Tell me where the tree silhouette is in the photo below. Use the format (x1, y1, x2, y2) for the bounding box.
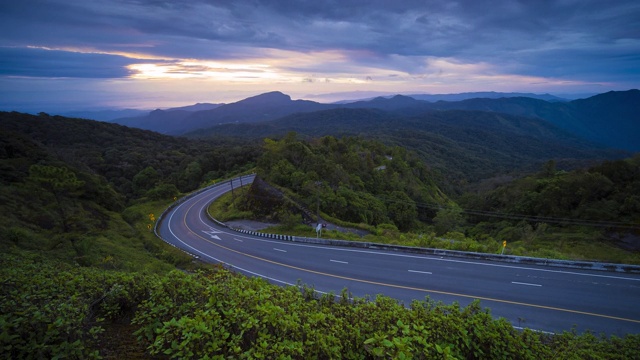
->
(28, 165, 84, 233)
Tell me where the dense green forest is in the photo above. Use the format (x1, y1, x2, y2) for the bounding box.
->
(252, 133, 448, 230)
(2, 111, 639, 358)
(456, 157, 640, 257)
(1, 111, 260, 198)
(0, 111, 260, 268)
(461, 157, 640, 229)
(191, 107, 629, 195)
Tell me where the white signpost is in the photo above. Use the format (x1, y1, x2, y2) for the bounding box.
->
(315, 223, 322, 238)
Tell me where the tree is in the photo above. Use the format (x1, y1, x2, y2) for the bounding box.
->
(132, 166, 160, 195)
(433, 206, 466, 236)
(146, 183, 179, 200)
(28, 164, 85, 232)
(179, 161, 203, 191)
(386, 191, 418, 230)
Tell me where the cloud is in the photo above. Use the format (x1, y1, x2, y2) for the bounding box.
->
(0, 47, 140, 78)
(0, 0, 638, 111)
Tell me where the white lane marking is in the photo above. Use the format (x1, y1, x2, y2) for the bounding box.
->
(167, 180, 246, 243)
(274, 248, 287, 253)
(408, 270, 432, 275)
(166, 227, 299, 289)
(512, 281, 542, 287)
(185, 177, 640, 283)
(165, 204, 336, 299)
(202, 230, 222, 240)
(220, 234, 640, 282)
(330, 259, 348, 264)
(233, 238, 243, 242)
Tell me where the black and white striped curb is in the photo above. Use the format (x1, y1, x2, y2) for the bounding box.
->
(232, 229, 294, 241)
(156, 174, 640, 274)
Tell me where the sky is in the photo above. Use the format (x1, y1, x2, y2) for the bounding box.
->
(1, 0, 639, 112)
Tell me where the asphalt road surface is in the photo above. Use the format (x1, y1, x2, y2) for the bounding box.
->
(158, 175, 640, 336)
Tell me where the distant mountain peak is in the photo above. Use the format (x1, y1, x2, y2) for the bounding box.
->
(241, 91, 292, 105)
(389, 94, 419, 103)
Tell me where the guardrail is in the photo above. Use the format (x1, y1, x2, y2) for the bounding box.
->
(159, 174, 640, 274)
(215, 226, 640, 274)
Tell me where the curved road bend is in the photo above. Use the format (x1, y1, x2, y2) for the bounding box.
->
(158, 175, 640, 336)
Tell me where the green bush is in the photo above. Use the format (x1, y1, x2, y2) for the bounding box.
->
(3, 251, 640, 359)
(0, 253, 153, 359)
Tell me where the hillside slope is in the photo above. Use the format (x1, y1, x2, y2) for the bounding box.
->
(188, 107, 629, 189)
(428, 90, 640, 151)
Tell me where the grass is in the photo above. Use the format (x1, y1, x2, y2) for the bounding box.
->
(203, 181, 640, 265)
(511, 229, 640, 264)
(1, 196, 198, 274)
(118, 198, 199, 272)
(206, 186, 253, 222)
(206, 190, 640, 265)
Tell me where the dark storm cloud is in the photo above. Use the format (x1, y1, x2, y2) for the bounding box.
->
(0, 47, 140, 78)
(0, 0, 638, 84)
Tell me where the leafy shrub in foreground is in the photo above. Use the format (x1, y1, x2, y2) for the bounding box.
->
(0, 253, 153, 359)
(3, 251, 639, 359)
(133, 268, 621, 360)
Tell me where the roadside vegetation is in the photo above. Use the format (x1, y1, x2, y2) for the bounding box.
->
(211, 134, 640, 264)
(4, 250, 640, 359)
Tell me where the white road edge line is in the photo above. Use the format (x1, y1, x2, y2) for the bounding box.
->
(512, 281, 542, 287)
(190, 180, 640, 284)
(330, 259, 349, 264)
(206, 226, 640, 282)
(513, 326, 555, 335)
(408, 270, 432, 275)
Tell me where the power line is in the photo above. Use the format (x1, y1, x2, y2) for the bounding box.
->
(375, 195, 640, 230)
(239, 188, 640, 230)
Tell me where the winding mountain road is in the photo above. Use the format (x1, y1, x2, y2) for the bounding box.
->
(157, 175, 640, 335)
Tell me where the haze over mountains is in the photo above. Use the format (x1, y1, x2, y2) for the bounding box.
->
(107, 90, 640, 152)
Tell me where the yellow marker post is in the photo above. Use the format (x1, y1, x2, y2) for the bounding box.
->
(501, 240, 507, 255)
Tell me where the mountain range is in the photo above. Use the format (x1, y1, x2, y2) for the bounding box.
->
(337, 91, 568, 103)
(108, 90, 639, 152)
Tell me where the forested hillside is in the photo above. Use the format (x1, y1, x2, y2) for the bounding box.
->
(459, 157, 640, 252)
(1, 111, 260, 198)
(251, 134, 448, 230)
(189, 106, 628, 194)
(426, 90, 640, 151)
(0, 111, 260, 268)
